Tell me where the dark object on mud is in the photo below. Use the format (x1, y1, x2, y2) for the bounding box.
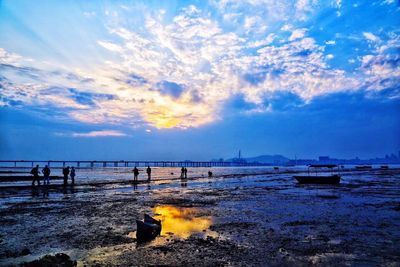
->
(21, 253, 76, 267)
(0, 170, 28, 174)
(355, 165, 372, 170)
(316, 194, 340, 199)
(294, 175, 341, 184)
(20, 248, 31, 256)
(294, 164, 341, 184)
(136, 214, 162, 242)
(0, 175, 63, 182)
(380, 165, 389, 170)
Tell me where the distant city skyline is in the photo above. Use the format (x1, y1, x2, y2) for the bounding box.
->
(1, 1, 399, 160)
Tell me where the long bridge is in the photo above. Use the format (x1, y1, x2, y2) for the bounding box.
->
(0, 160, 271, 168)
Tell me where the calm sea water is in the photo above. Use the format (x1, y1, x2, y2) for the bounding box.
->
(1, 165, 399, 187)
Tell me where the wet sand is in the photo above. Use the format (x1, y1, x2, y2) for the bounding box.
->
(0, 169, 399, 266)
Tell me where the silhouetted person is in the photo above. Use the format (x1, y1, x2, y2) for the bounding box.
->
(42, 165, 51, 185)
(62, 166, 70, 186)
(70, 167, 76, 185)
(184, 167, 188, 179)
(208, 171, 213, 177)
(146, 166, 151, 181)
(30, 165, 40, 186)
(181, 167, 185, 178)
(133, 167, 139, 182)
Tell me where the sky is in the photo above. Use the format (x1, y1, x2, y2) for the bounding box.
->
(0, 0, 399, 161)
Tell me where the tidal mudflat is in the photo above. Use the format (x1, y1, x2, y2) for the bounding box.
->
(0, 168, 399, 266)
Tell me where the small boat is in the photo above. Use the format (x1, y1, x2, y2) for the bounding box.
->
(144, 214, 162, 227)
(294, 164, 341, 185)
(380, 165, 389, 170)
(136, 214, 162, 241)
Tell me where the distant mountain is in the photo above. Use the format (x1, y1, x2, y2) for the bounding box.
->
(243, 154, 290, 164)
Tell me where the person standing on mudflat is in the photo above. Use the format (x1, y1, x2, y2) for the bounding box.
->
(42, 165, 51, 185)
(146, 166, 151, 182)
(30, 165, 40, 186)
(70, 167, 76, 185)
(133, 167, 139, 182)
(62, 166, 70, 186)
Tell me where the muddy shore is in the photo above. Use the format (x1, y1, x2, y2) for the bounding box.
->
(0, 169, 399, 266)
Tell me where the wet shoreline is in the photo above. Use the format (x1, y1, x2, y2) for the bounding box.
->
(1, 169, 399, 266)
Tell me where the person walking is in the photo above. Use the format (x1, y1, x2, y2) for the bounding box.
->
(133, 167, 139, 182)
(42, 165, 51, 185)
(62, 166, 70, 186)
(30, 165, 40, 186)
(70, 167, 76, 185)
(180, 167, 185, 178)
(184, 167, 188, 179)
(146, 166, 151, 182)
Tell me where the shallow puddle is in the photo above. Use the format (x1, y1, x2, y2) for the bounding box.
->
(128, 205, 217, 245)
(154, 205, 213, 238)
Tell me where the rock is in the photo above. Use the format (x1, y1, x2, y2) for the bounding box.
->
(20, 248, 31, 256)
(21, 253, 76, 267)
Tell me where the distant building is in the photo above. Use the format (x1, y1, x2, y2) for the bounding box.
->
(232, 150, 247, 163)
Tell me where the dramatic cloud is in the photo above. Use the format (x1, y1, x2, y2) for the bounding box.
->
(1, 1, 399, 130)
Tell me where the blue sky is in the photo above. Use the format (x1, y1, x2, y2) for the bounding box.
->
(0, 0, 399, 160)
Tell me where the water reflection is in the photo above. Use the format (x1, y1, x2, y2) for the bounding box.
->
(153, 205, 212, 239)
(180, 178, 187, 187)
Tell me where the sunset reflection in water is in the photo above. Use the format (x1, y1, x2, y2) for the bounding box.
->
(153, 205, 212, 239)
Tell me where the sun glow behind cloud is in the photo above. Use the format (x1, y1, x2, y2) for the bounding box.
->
(0, 0, 399, 131)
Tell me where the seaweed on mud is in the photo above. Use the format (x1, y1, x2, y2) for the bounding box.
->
(209, 222, 257, 232)
(0, 217, 16, 225)
(21, 253, 76, 267)
(316, 195, 340, 199)
(282, 220, 318, 227)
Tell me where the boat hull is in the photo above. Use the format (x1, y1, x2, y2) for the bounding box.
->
(136, 219, 162, 241)
(144, 214, 162, 226)
(294, 175, 341, 184)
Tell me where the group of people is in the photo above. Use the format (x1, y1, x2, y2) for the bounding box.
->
(30, 165, 76, 186)
(132, 166, 152, 182)
(132, 166, 190, 182)
(31, 165, 213, 186)
(180, 167, 188, 178)
(62, 166, 76, 185)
